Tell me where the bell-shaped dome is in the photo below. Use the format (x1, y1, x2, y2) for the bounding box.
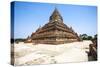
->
(49, 8, 63, 22)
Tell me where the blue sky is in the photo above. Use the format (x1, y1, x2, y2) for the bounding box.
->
(12, 1, 97, 38)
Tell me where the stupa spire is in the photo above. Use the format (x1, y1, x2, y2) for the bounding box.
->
(49, 7, 63, 22)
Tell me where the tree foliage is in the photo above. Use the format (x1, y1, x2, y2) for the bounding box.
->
(79, 34, 93, 40)
(79, 34, 97, 40)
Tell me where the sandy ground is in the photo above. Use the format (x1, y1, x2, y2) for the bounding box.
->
(13, 40, 92, 65)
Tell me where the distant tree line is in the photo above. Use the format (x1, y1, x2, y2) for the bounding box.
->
(79, 34, 97, 40)
(11, 38, 26, 44)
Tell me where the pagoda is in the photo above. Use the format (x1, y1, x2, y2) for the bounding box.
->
(25, 8, 80, 44)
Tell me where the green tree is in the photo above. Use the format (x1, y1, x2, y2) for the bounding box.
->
(80, 34, 88, 40)
(79, 34, 93, 40)
(87, 36, 92, 40)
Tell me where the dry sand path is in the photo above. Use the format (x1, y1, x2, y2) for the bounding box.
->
(13, 40, 92, 65)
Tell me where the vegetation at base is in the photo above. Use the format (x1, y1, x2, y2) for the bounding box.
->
(79, 34, 97, 61)
(88, 34, 97, 61)
(94, 34, 97, 40)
